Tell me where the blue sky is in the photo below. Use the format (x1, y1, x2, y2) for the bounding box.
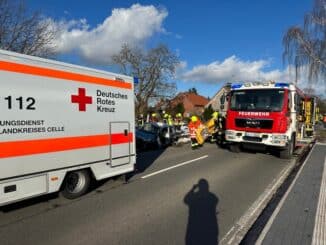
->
(26, 0, 313, 98)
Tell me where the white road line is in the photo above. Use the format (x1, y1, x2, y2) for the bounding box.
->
(312, 155, 326, 245)
(220, 144, 315, 245)
(255, 145, 316, 245)
(220, 155, 298, 245)
(141, 155, 209, 179)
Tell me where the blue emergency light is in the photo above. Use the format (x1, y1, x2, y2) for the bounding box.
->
(274, 82, 289, 88)
(133, 77, 139, 84)
(231, 83, 242, 89)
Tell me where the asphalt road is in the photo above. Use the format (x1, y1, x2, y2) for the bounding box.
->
(0, 143, 292, 245)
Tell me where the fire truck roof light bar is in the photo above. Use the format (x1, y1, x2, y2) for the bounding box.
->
(274, 82, 289, 88)
(231, 81, 290, 90)
(231, 83, 243, 89)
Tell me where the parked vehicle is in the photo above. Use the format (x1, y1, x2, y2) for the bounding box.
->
(0, 49, 136, 206)
(225, 81, 316, 158)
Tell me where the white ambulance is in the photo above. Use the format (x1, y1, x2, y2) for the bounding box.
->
(0, 49, 136, 206)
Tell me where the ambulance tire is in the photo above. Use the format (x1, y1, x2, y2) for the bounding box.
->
(61, 169, 91, 199)
(279, 136, 294, 159)
(230, 144, 241, 153)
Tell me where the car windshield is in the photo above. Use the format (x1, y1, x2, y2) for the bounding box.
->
(230, 89, 285, 111)
(143, 123, 159, 133)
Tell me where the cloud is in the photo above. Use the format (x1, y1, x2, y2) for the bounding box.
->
(50, 4, 168, 64)
(179, 56, 326, 97)
(179, 55, 289, 83)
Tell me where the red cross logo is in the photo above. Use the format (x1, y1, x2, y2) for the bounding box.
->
(71, 88, 92, 111)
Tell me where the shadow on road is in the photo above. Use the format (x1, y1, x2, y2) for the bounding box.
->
(184, 179, 219, 245)
(135, 148, 166, 173)
(0, 193, 59, 213)
(228, 144, 282, 158)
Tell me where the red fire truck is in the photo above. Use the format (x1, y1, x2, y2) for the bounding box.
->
(225, 81, 315, 159)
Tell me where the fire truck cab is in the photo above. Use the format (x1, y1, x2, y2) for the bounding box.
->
(225, 81, 315, 159)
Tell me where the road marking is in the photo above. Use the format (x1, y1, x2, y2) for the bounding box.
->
(312, 155, 326, 245)
(141, 155, 208, 179)
(255, 144, 316, 244)
(220, 160, 295, 245)
(220, 149, 310, 245)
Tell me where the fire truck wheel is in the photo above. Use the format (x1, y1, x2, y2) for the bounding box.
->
(61, 170, 91, 199)
(279, 136, 294, 159)
(230, 144, 241, 153)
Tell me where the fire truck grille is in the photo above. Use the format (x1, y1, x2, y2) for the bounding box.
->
(243, 136, 262, 142)
(235, 118, 273, 129)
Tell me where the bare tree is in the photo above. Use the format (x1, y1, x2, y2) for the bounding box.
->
(283, 0, 325, 84)
(112, 44, 179, 115)
(0, 0, 56, 57)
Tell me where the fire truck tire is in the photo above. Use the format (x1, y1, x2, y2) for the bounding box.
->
(61, 169, 91, 199)
(279, 136, 294, 159)
(230, 144, 241, 153)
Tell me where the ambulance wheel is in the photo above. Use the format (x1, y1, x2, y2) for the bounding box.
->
(230, 144, 241, 153)
(279, 136, 294, 159)
(61, 170, 91, 199)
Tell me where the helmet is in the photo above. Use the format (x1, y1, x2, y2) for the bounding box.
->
(163, 113, 169, 118)
(176, 113, 182, 118)
(191, 116, 198, 122)
(212, 111, 218, 118)
(152, 113, 157, 117)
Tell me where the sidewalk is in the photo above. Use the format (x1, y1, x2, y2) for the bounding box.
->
(257, 143, 326, 245)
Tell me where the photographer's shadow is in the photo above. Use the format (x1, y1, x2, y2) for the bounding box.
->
(184, 179, 219, 245)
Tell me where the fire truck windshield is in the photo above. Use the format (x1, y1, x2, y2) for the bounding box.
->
(230, 89, 285, 111)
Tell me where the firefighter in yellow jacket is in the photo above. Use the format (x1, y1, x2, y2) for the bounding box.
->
(163, 113, 173, 126)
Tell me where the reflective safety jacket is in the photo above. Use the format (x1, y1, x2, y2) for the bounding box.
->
(188, 120, 201, 138)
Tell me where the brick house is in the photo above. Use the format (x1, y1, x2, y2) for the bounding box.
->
(170, 92, 209, 117)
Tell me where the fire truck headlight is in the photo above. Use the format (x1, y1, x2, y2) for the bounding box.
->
(226, 130, 236, 140)
(271, 135, 287, 144)
(226, 130, 236, 136)
(272, 135, 287, 140)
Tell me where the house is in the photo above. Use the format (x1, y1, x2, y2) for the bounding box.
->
(205, 83, 231, 116)
(170, 92, 209, 117)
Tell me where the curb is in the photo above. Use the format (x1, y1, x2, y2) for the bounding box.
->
(220, 143, 313, 245)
